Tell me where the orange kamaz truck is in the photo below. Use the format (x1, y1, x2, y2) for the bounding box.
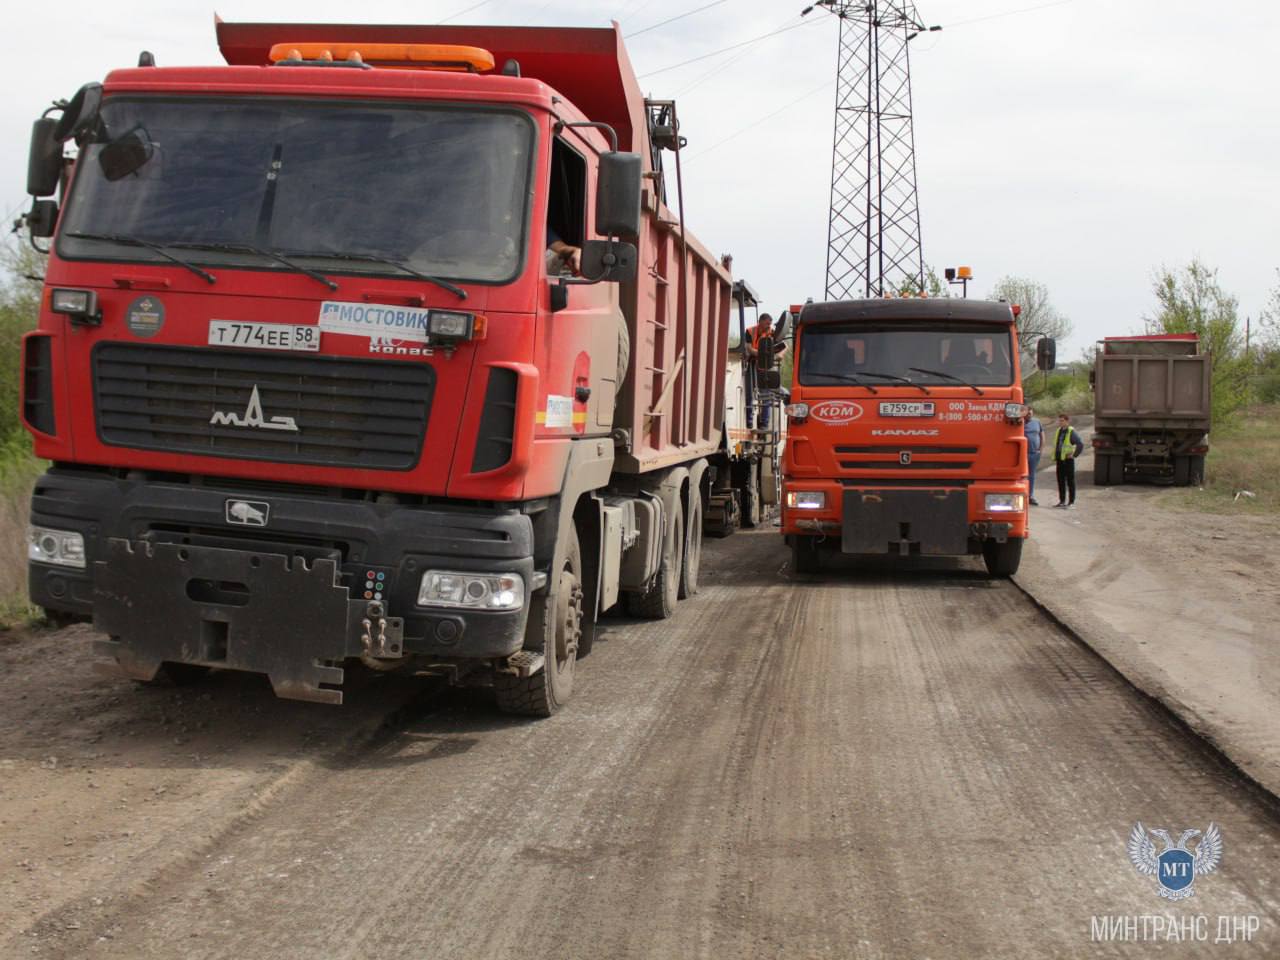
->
(781, 298, 1040, 577)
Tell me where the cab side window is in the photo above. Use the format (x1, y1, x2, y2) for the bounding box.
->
(548, 139, 586, 247)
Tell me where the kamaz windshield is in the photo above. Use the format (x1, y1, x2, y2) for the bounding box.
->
(58, 97, 534, 284)
(798, 322, 1015, 387)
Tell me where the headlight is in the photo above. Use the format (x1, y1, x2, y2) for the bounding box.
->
(785, 402, 810, 419)
(417, 570, 524, 611)
(1005, 402, 1028, 421)
(785, 490, 826, 510)
(984, 493, 1025, 513)
(28, 525, 86, 568)
(426, 310, 474, 340)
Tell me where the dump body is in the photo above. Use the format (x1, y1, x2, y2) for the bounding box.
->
(781, 299, 1029, 577)
(1090, 334, 1211, 486)
(21, 22, 730, 710)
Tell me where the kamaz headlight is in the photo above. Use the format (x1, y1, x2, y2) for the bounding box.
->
(417, 570, 524, 611)
(785, 490, 826, 510)
(28, 525, 86, 568)
(984, 493, 1025, 513)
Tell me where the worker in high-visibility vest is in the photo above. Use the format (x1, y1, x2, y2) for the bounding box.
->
(1052, 413, 1085, 508)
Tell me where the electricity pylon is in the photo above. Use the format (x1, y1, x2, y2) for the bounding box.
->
(806, 1, 937, 299)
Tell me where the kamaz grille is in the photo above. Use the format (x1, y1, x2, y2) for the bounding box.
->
(93, 343, 434, 470)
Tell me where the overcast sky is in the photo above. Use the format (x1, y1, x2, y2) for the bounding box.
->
(5, 0, 1278, 356)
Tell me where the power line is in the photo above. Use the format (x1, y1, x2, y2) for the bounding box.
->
(673, 12, 803, 97)
(438, 0, 495, 25)
(945, 0, 1075, 28)
(638, 17, 823, 79)
(682, 78, 834, 162)
(626, 0, 730, 39)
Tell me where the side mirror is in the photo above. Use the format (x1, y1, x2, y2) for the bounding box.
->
(596, 152, 642, 239)
(28, 118, 62, 197)
(757, 336, 776, 370)
(26, 200, 59, 238)
(1036, 337, 1056, 371)
(99, 127, 154, 181)
(581, 240, 637, 283)
(53, 82, 105, 144)
(756, 368, 782, 389)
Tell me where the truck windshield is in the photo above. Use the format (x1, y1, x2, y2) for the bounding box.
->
(57, 97, 534, 284)
(798, 322, 1014, 388)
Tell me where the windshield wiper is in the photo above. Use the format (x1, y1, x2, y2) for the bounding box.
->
(166, 241, 337, 291)
(908, 367, 985, 396)
(808, 372, 878, 394)
(859, 371, 932, 395)
(64, 232, 216, 284)
(283, 249, 467, 300)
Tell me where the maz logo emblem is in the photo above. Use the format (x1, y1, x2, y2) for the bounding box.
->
(225, 500, 269, 527)
(210, 385, 298, 433)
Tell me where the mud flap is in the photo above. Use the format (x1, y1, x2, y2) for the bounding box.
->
(842, 489, 969, 556)
(92, 539, 397, 704)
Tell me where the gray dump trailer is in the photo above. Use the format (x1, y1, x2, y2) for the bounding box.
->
(1090, 334, 1211, 486)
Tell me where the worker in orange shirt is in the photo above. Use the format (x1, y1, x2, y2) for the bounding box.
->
(744, 313, 786, 429)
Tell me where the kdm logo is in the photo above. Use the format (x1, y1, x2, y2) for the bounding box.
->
(810, 400, 864, 425)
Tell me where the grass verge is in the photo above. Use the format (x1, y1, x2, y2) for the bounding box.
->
(0, 435, 44, 629)
(1159, 404, 1280, 514)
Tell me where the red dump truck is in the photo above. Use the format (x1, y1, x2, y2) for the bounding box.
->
(18, 21, 732, 714)
(1090, 333, 1212, 486)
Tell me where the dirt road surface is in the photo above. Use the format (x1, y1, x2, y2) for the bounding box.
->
(3, 529, 1278, 958)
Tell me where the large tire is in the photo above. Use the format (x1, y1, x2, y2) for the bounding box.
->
(679, 492, 703, 599)
(626, 497, 683, 619)
(791, 535, 822, 574)
(1109, 453, 1124, 486)
(495, 529, 582, 717)
(1172, 455, 1191, 487)
(1188, 455, 1205, 486)
(1093, 454, 1113, 486)
(982, 538, 1023, 577)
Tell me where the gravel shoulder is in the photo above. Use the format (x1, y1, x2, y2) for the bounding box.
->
(1016, 444, 1280, 797)
(0, 624, 424, 948)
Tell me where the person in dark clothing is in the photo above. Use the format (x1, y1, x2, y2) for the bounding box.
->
(1052, 413, 1085, 508)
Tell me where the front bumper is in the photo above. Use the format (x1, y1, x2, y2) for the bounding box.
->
(30, 468, 535, 702)
(782, 480, 1027, 554)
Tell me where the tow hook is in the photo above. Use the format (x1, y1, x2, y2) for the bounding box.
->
(360, 600, 405, 659)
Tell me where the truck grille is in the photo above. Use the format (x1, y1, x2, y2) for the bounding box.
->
(93, 343, 434, 470)
(835, 444, 977, 471)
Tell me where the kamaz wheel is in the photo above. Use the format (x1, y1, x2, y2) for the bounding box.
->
(982, 538, 1023, 577)
(791, 535, 822, 574)
(495, 529, 582, 717)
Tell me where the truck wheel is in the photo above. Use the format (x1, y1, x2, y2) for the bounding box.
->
(1189, 455, 1205, 486)
(1093, 455, 1113, 486)
(626, 498, 683, 619)
(791, 535, 822, 574)
(982, 538, 1023, 577)
(1173, 455, 1191, 487)
(1109, 454, 1124, 486)
(495, 529, 582, 717)
(679, 493, 703, 599)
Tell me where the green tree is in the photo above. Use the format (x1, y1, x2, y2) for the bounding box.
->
(0, 239, 46, 441)
(987, 276, 1072, 372)
(891, 263, 949, 298)
(1145, 260, 1247, 420)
